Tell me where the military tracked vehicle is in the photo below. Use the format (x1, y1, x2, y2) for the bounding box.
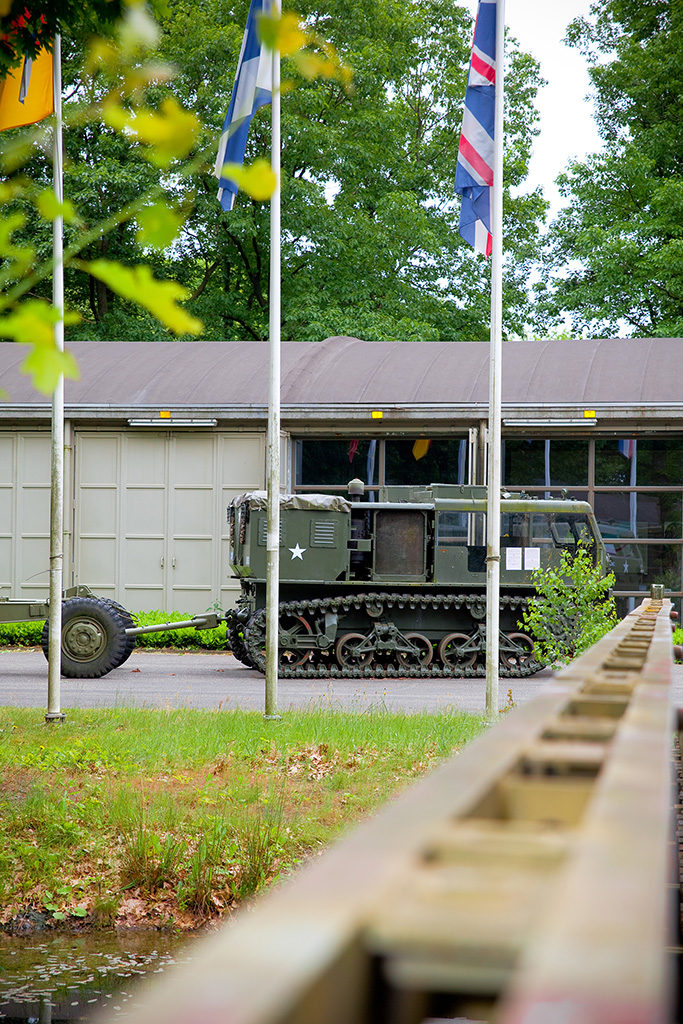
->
(6, 482, 606, 679)
(228, 483, 608, 678)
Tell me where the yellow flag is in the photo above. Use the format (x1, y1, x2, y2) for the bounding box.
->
(0, 48, 53, 131)
(412, 439, 431, 461)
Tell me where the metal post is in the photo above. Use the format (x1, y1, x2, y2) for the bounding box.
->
(46, 34, 65, 724)
(485, 0, 505, 719)
(264, 9, 281, 720)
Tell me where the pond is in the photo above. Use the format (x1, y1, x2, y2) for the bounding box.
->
(0, 932, 197, 1022)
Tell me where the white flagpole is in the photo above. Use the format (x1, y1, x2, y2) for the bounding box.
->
(485, 0, 505, 719)
(46, 33, 65, 723)
(264, 4, 281, 719)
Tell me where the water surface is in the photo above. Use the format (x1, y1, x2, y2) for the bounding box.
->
(0, 932, 196, 1022)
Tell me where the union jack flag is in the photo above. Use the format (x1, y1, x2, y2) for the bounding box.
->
(455, 0, 496, 256)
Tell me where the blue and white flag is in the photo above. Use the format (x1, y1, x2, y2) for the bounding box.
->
(214, 0, 273, 211)
(455, 0, 496, 256)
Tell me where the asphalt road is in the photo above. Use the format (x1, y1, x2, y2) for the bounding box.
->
(0, 647, 558, 715)
(2, 648, 682, 715)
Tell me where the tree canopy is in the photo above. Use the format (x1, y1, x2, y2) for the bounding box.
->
(162, 0, 547, 343)
(537, 0, 683, 338)
(11, 0, 548, 345)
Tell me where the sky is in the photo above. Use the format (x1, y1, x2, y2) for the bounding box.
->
(462, 0, 603, 216)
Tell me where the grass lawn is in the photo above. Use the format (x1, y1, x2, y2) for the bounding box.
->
(0, 705, 486, 932)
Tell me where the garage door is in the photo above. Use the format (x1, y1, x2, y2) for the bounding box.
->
(73, 430, 265, 614)
(0, 431, 52, 601)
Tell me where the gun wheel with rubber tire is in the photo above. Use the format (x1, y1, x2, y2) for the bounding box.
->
(41, 597, 129, 678)
(99, 599, 137, 666)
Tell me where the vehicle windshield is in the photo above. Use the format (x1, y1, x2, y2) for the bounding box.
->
(437, 510, 597, 555)
(501, 511, 596, 552)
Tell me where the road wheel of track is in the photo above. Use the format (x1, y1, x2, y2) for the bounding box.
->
(500, 632, 535, 671)
(335, 632, 373, 669)
(438, 632, 478, 672)
(278, 615, 313, 669)
(41, 597, 128, 678)
(397, 632, 433, 669)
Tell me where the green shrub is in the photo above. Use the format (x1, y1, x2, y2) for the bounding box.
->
(521, 545, 618, 667)
(0, 619, 45, 647)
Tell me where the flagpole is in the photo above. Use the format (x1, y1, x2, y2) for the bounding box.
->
(484, 0, 504, 719)
(46, 33, 65, 723)
(264, 4, 281, 719)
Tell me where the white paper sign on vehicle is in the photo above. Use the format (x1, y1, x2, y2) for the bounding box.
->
(505, 547, 523, 570)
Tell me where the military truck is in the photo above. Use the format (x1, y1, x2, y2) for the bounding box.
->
(228, 483, 608, 678)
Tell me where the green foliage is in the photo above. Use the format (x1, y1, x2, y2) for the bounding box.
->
(521, 545, 618, 666)
(119, 823, 186, 892)
(160, 0, 546, 343)
(0, 4, 205, 387)
(177, 818, 237, 913)
(538, 0, 683, 337)
(6, 0, 546, 347)
(2, 6, 340, 384)
(77, 259, 203, 335)
(234, 794, 285, 900)
(0, 618, 44, 647)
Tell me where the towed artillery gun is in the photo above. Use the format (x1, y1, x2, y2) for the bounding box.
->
(1, 483, 607, 679)
(0, 589, 224, 678)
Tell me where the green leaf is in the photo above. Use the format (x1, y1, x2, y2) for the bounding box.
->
(0, 212, 34, 287)
(219, 159, 276, 203)
(103, 97, 199, 167)
(136, 204, 185, 250)
(52, 911, 66, 921)
(0, 301, 81, 394)
(35, 189, 80, 225)
(258, 12, 306, 54)
(79, 259, 203, 335)
(71, 907, 88, 918)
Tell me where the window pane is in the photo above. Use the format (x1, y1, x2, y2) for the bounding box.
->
(594, 492, 682, 539)
(437, 510, 486, 546)
(297, 439, 378, 486)
(503, 439, 588, 486)
(595, 438, 683, 486)
(606, 542, 681, 593)
(500, 512, 530, 545)
(437, 511, 468, 543)
(385, 439, 468, 486)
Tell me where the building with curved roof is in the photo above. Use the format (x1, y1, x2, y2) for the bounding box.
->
(1, 336, 681, 614)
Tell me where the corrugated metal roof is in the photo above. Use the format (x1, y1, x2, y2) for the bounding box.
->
(0, 336, 681, 409)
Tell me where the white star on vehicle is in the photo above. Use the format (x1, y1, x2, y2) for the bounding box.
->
(289, 543, 306, 560)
